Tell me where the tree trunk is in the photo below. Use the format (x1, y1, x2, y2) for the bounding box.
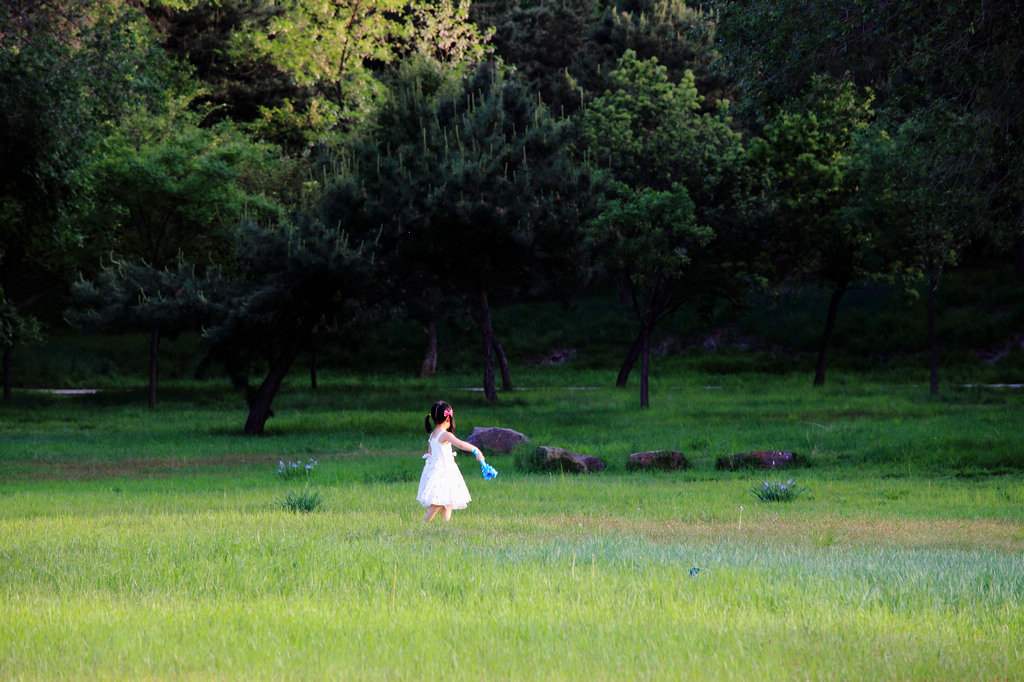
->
(2, 345, 11, 400)
(493, 334, 513, 391)
(310, 345, 318, 390)
(478, 288, 498, 404)
(813, 283, 848, 387)
(148, 325, 160, 409)
(244, 313, 321, 435)
(419, 321, 438, 378)
(623, 279, 675, 399)
(927, 272, 939, 396)
(616, 332, 643, 388)
(639, 324, 650, 408)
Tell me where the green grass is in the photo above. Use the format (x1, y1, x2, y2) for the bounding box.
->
(3, 373, 1022, 475)
(1, 474, 1022, 680)
(1, 375, 1023, 679)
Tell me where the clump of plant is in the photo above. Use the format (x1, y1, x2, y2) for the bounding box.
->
(512, 443, 544, 473)
(749, 479, 807, 502)
(278, 488, 322, 513)
(277, 458, 318, 481)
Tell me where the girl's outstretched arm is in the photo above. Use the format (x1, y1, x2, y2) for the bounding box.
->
(437, 431, 485, 460)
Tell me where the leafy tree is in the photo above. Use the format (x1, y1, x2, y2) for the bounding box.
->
(591, 185, 711, 406)
(228, 0, 492, 145)
(1, 3, 98, 396)
(84, 104, 279, 270)
(149, 0, 299, 134)
(719, 0, 1023, 387)
(854, 108, 985, 394)
(472, 0, 729, 114)
(718, 0, 1023, 267)
(580, 0, 728, 109)
(746, 77, 901, 386)
(719, 0, 1021, 113)
(469, 0, 596, 111)
(0, 0, 188, 397)
(581, 50, 754, 406)
(69, 98, 289, 407)
(0, 287, 41, 399)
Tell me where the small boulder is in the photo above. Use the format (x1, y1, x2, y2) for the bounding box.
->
(717, 450, 796, 470)
(535, 446, 605, 473)
(466, 427, 529, 454)
(627, 450, 689, 471)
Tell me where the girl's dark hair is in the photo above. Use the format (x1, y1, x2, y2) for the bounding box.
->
(425, 401, 455, 433)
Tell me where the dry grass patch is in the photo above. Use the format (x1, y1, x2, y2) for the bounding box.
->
(12, 454, 279, 481)
(537, 514, 1024, 553)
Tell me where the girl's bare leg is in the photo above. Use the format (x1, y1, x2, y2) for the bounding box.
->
(441, 505, 453, 522)
(424, 505, 442, 522)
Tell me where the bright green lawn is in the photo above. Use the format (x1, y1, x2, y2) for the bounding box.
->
(1, 375, 1022, 679)
(1, 473, 1022, 681)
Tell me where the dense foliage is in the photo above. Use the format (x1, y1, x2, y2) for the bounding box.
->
(2, 0, 1021, 425)
(334, 59, 602, 402)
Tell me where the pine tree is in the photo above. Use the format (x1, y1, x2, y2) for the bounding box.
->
(203, 213, 384, 435)
(338, 60, 602, 402)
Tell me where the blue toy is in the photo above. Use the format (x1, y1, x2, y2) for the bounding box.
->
(472, 448, 497, 480)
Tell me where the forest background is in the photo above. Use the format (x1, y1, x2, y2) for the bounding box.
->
(2, 0, 1023, 432)
(3, 5, 1023, 678)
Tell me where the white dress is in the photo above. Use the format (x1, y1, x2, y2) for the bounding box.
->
(417, 433, 472, 509)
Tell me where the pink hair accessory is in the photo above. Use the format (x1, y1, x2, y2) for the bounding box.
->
(443, 408, 453, 419)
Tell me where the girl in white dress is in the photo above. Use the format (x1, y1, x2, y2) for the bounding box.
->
(418, 401, 488, 522)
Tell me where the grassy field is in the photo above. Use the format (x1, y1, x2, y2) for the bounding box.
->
(1, 374, 1023, 680)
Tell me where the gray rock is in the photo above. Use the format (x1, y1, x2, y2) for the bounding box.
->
(718, 450, 796, 470)
(535, 445, 605, 473)
(466, 427, 529, 453)
(627, 450, 689, 471)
